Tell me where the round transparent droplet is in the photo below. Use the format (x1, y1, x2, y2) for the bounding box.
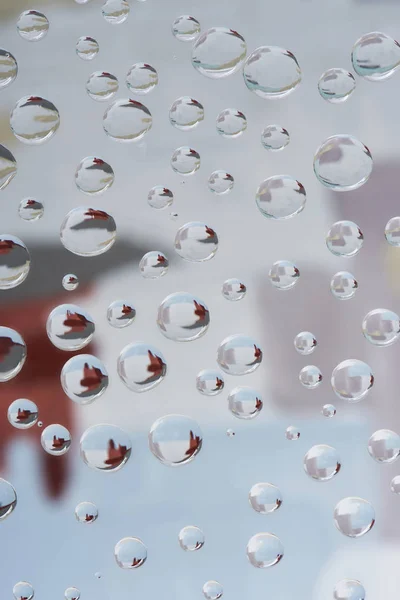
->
(0, 327, 26, 382)
(86, 71, 118, 101)
(333, 497, 375, 538)
(269, 260, 300, 290)
(75, 501, 98, 524)
(318, 68, 356, 103)
(331, 359, 374, 402)
(226, 429, 235, 437)
(222, 278, 246, 301)
(47, 304, 94, 351)
(175, 222, 217, 262)
(102, 0, 129, 24)
(80, 424, 131, 471)
(322, 404, 336, 418)
(126, 63, 158, 94)
(0, 145, 17, 190)
(61, 354, 108, 405)
(171, 146, 200, 175)
(216, 108, 247, 138)
(385, 216, 400, 246)
(334, 579, 366, 600)
(172, 15, 200, 42)
(157, 291, 210, 341)
(103, 99, 152, 142)
(246, 533, 284, 568)
(0, 49, 18, 89)
(37, 421, 43, 428)
(299, 365, 322, 389)
(249, 483, 282, 514)
(362, 308, 400, 346)
(75, 157, 114, 195)
(203, 581, 223, 600)
(326, 220, 364, 257)
(228, 387, 263, 420)
(169, 96, 204, 131)
(114, 537, 147, 568)
(139, 251, 169, 279)
(17, 10, 49, 42)
(118, 342, 167, 391)
(208, 171, 234, 195)
(330, 271, 358, 300)
(368, 429, 400, 463)
(196, 369, 224, 396)
(256, 175, 306, 220)
(148, 186, 173, 209)
(303, 444, 341, 481)
(261, 125, 290, 151)
(0, 235, 30, 289)
(76, 36, 99, 60)
(390, 475, 400, 494)
(13, 582, 34, 600)
(107, 300, 136, 328)
(62, 274, 79, 291)
(94, 573, 101, 579)
(149, 414, 203, 466)
(192, 27, 246, 79)
(41, 424, 71, 456)
(0, 478, 16, 520)
(178, 525, 204, 551)
(243, 46, 301, 98)
(8, 399, 38, 429)
(285, 425, 300, 440)
(10, 96, 60, 145)
(313, 135, 373, 192)
(18, 198, 44, 222)
(217, 334, 262, 376)
(64, 588, 80, 600)
(60, 206, 116, 257)
(352, 32, 400, 81)
(170, 212, 179, 220)
(294, 331, 317, 355)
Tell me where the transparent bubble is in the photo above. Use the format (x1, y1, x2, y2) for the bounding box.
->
(10, 96, 60, 145)
(326, 221, 364, 257)
(203, 581, 223, 600)
(0, 144, 17, 189)
(139, 251, 169, 279)
(192, 27, 246, 79)
(322, 404, 336, 418)
(94, 573, 101, 579)
(157, 291, 210, 341)
(385, 216, 400, 246)
(330, 271, 358, 300)
(334, 579, 366, 600)
(216, 108, 247, 138)
(148, 186, 173, 210)
(75, 501, 98, 524)
(269, 260, 300, 290)
(222, 278, 246, 301)
(118, 342, 167, 391)
(17, 10, 49, 42)
(114, 537, 147, 568)
(174, 222, 217, 262)
(75, 157, 114, 195)
(352, 32, 400, 81)
(331, 359, 374, 402)
(80, 424, 132, 471)
(62, 274, 79, 291)
(178, 525, 204, 551)
(149, 414, 203, 466)
(18, 198, 44, 222)
(103, 99, 152, 142)
(13, 582, 34, 600)
(0, 327, 27, 382)
(294, 332, 317, 355)
(107, 300, 136, 328)
(368, 429, 400, 463)
(226, 429, 235, 437)
(196, 369, 224, 396)
(41, 424, 71, 456)
(8, 399, 38, 429)
(61, 354, 108, 405)
(65, 588, 80, 600)
(60, 207, 116, 257)
(47, 304, 94, 351)
(303, 444, 341, 481)
(76, 36, 99, 61)
(0, 235, 30, 289)
(256, 175, 306, 220)
(228, 387, 263, 419)
(208, 171, 234, 195)
(333, 497, 375, 538)
(172, 15, 201, 42)
(249, 483, 282, 514)
(313, 135, 373, 192)
(299, 365, 322, 389)
(261, 125, 290, 151)
(246, 533, 284, 568)
(362, 308, 400, 346)
(86, 71, 118, 101)
(0, 49, 18, 89)
(243, 46, 301, 98)
(0, 478, 17, 520)
(102, 0, 130, 24)
(390, 475, 400, 494)
(37, 421, 43, 428)
(171, 147, 200, 175)
(169, 96, 204, 131)
(285, 425, 300, 440)
(217, 334, 262, 376)
(318, 68, 356, 103)
(126, 63, 158, 95)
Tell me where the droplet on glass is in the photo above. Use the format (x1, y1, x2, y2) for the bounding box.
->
(174, 222, 218, 262)
(114, 537, 147, 568)
(102, 0, 129, 24)
(86, 71, 118, 101)
(148, 186, 173, 209)
(118, 342, 167, 391)
(139, 251, 169, 279)
(285, 425, 300, 440)
(246, 532, 284, 568)
(390, 475, 400, 494)
(169, 96, 204, 130)
(75, 157, 115, 195)
(352, 32, 400, 81)
(362, 308, 400, 346)
(149, 414, 203, 466)
(107, 300, 136, 328)
(330, 271, 358, 300)
(0, 145, 17, 190)
(226, 429, 235, 437)
(17, 10, 49, 42)
(80, 423, 131, 471)
(299, 365, 322, 389)
(331, 359, 373, 402)
(0, 478, 17, 520)
(75, 501, 98, 524)
(13, 582, 34, 600)
(170, 212, 179, 220)
(0, 327, 27, 381)
(64, 588, 80, 600)
(217, 334, 262, 375)
(172, 15, 200, 42)
(41, 424, 71, 456)
(171, 147, 200, 175)
(228, 387, 263, 419)
(0, 235, 30, 289)
(334, 579, 366, 600)
(221, 278, 246, 301)
(103, 99, 152, 142)
(126, 63, 158, 94)
(333, 497, 375, 537)
(37, 421, 43, 428)
(18, 198, 44, 222)
(269, 260, 300, 290)
(318, 68, 356, 103)
(60, 206, 116, 257)
(8, 399, 38, 429)
(249, 483, 282, 514)
(326, 220, 364, 257)
(322, 403, 336, 418)
(256, 175, 306, 220)
(47, 304, 94, 351)
(10, 96, 60, 145)
(61, 354, 108, 405)
(196, 369, 224, 396)
(294, 331, 317, 355)
(76, 36, 99, 60)
(94, 572, 101, 579)
(208, 171, 234, 195)
(385, 216, 400, 246)
(62, 274, 79, 291)
(216, 108, 247, 138)
(243, 46, 301, 98)
(0, 49, 18, 89)
(192, 27, 246, 79)
(261, 125, 290, 151)
(178, 525, 204, 551)
(157, 291, 210, 341)
(203, 581, 223, 600)
(303, 444, 341, 481)
(367, 429, 400, 463)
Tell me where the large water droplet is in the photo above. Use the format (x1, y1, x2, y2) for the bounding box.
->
(0, 478, 17, 520)
(318, 68, 356, 103)
(333, 497, 375, 537)
(299, 365, 322, 389)
(362, 308, 400, 346)
(8, 399, 38, 429)
(249, 483, 282, 514)
(62, 274, 79, 291)
(172, 15, 200, 42)
(10, 96, 60, 144)
(126, 63, 158, 94)
(139, 251, 169, 279)
(322, 404, 336, 418)
(149, 414, 203, 466)
(157, 292, 210, 341)
(246, 533, 284, 568)
(86, 71, 118, 101)
(41, 424, 71, 455)
(114, 537, 147, 568)
(326, 221, 364, 257)
(221, 278, 246, 301)
(269, 260, 300, 290)
(117, 342, 167, 391)
(385, 216, 400, 246)
(303, 444, 341, 481)
(216, 108, 247, 138)
(228, 387, 263, 419)
(285, 425, 300, 440)
(80, 424, 131, 471)
(60, 207, 116, 256)
(0, 235, 30, 289)
(192, 27, 246, 79)
(47, 304, 95, 351)
(330, 271, 358, 300)
(107, 300, 136, 328)
(0, 327, 26, 381)
(217, 334, 262, 375)
(18, 198, 44, 222)
(331, 359, 374, 402)
(13, 582, 34, 600)
(0, 49, 18, 89)
(171, 147, 200, 175)
(243, 46, 301, 98)
(203, 581, 223, 600)
(208, 170, 234, 195)
(178, 525, 204, 551)
(256, 175, 306, 220)
(148, 186, 173, 209)
(61, 354, 108, 404)
(196, 369, 224, 395)
(261, 125, 290, 151)
(0, 145, 17, 189)
(174, 222, 218, 261)
(294, 331, 317, 355)
(352, 32, 400, 81)
(334, 579, 366, 600)
(17, 10, 49, 42)
(368, 429, 400, 463)
(76, 36, 99, 61)
(103, 99, 152, 142)
(75, 501, 98, 524)
(102, 0, 129, 24)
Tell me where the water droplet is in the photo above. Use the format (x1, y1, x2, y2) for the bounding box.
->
(285, 425, 300, 440)
(172, 15, 200, 42)
(256, 175, 306, 220)
(174, 222, 217, 262)
(170, 212, 179, 220)
(37, 421, 43, 428)
(17, 10, 49, 42)
(330, 271, 358, 300)
(261, 125, 290, 151)
(362, 308, 400, 346)
(0, 145, 17, 189)
(243, 46, 301, 98)
(249, 483, 282, 514)
(64, 587, 80, 600)
(333, 497, 375, 537)
(62, 274, 79, 291)
(313, 135, 373, 192)
(94, 572, 102, 579)
(117, 342, 167, 391)
(203, 581, 223, 600)
(299, 365, 322, 389)
(0, 235, 30, 289)
(107, 300, 136, 328)
(368, 429, 400, 463)
(390, 475, 400, 494)
(322, 404, 336, 418)
(126, 63, 158, 94)
(149, 414, 203, 466)
(0, 327, 26, 381)
(192, 27, 246, 79)
(86, 71, 118, 101)
(60, 206, 116, 256)
(294, 331, 317, 355)
(13, 582, 33, 600)
(216, 108, 247, 138)
(148, 186, 173, 209)
(226, 429, 235, 437)
(18, 198, 44, 222)
(169, 96, 204, 131)
(171, 147, 200, 175)
(75, 0, 93, 4)
(75, 501, 98, 524)
(10, 96, 60, 145)
(8, 399, 38, 429)
(385, 216, 400, 246)
(103, 99, 152, 142)
(178, 525, 204, 551)
(334, 579, 366, 600)
(0, 478, 17, 520)
(196, 369, 224, 395)
(47, 304, 94, 351)
(61, 354, 108, 404)
(326, 220, 364, 257)
(114, 537, 147, 568)
(331, 359, 373, 402)
(102, 0, 129, 24)
(221, 278, 246, 301)
(352, 32, 400, 81)
(246, 533, 284, 568)
(208, 171, 234, 195)
(269, 260, 300, 290)
(0, 49, 18, 89)
(303, 444, 341, 481)
(217, 334, 262, 375)
(157, 291, 210, 341)
(80, 424, 131, 471)
(228, 387, 263, 419)
(41, 424, 71, 455)
(76, 36, 99, 60)
(318, 68, 356, 103)
(139, 251, 169, 279)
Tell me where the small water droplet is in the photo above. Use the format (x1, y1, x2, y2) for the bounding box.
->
(139, 251, 169, 279)
(217, 334, 262, 375)
(107, 300, 136, 328)
(10, 96, 60, 145)
(172, 15, 200, 42)
(0, 235, 30, 289)
(243, 46, 301, 98)
(321, 404, 336, 418)
(362, 308, 400, 346)
(103, 99, 152, 142)
(368, 429, 400, 463)
(249, 482, 282, 514)
(294, 331, 317, 355)
(75, 501, 98, 524)
(86, 71, 118, 101)
(390, 475, 400, 494)
(216, 108, 247, 138)
(0, 49, 17, 89)
(228, 387, 263, 419)
(0, 327, 27, 381)
(46, 303, 95, 351)
(269, 260, 300, 290)
(169, 96, 204, 130)
(299, 365, 322, 389)
(202, 581, 223, 600)
(102, 0, 130, 24)
(226, 429, 235, 437)
(8, 399, 38, 429)
(385, 216, 400, 246)
(61, 354, 108, 404)
(326, 220, 363, 257)
(148, 186, 173, 209)
(330, 271, 358, 300)
(221, 278, 246, 301)
(352, 31, 400, 81)
(13, 582, 34, 600)
(174, 222, 217, 262)
(64, 587, 80, 600)
(333, 497, 375, 537)
(331, 359, 373, 402)
(171, 147, 200, 175)
(41, 424, 71, 455)
(62, 274, 79, 291)
(246, 533, 284, 568)
(157, 292, 210, 341)
(149, 414, 203, 466)
(80, 424, 132, 471)
(208, 171, 234, 195)
(178, 525, 204, 551)
(318, 68, 356, 103)
(60, 207, 116, 256)
(18, 198, 44, 222)
(196, 369, 224, 395)
(37, 421, 43, 428)
(115, 537, 147, 568)
(76, 36, 99, 60)
(304, 444, 341, 481)
(334, 579, 366, 600)
(285, 425, 300, 440)
(0, 478, 17, 520)
(192, 27, 246, 79)
(118, 342, 167, 391)
(126, 62, 158, 94)
(17, 10, 49, 42)
(256, 175, 306, 220)
(261, 125, 290, 151)
(170, 212, 179, 220)
(0, 145, 17, 189)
